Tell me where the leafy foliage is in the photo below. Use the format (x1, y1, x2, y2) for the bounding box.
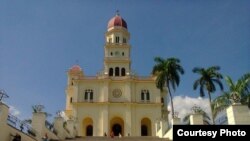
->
(152, 57, 184, 118)
(213, 73, 250, 118)
(192, 66, 224, 124)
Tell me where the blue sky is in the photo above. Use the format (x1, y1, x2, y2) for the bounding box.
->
(0, 0, 249, 120)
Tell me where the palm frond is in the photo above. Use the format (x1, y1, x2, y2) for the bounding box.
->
(200, 84, 205, 97)
(192, 67, 202, 73)
(212, 79, 224, 91)
(225, 76, 235, 91)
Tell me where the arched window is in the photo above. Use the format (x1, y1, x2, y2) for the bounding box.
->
(110, 52, 113, 56)
(115, 67, 120, 76)
(71, 78, 74, 85)
(84, 89, 93, 102)
(141, 90, 150, 102)
(141, 93, 144, 100)
(109, 68, 113, 76)
(84, 92, 88, 100)
(123, 38, 126, 43)
(90, 92, 93, 100)
(115, 36, 120, 43)
(146, 91, 150, 101)
(121, 68, 125, 76)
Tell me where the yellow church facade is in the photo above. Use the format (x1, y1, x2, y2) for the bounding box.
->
(64, 13, 168, 137)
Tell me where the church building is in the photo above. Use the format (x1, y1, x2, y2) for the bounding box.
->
(64, 13, 168, 137)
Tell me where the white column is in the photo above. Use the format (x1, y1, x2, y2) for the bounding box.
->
(102, 105, 109, 136)
(124, 105, 131, 136)
(172, 117, 181, 125)
(190, 114, 203, 125)
(227, 104, 250, 124)
(67, 119, 76, 138)
(159, 120, 166, 138)
(54, 116, 65, 139)
(31, 112, 46, 141)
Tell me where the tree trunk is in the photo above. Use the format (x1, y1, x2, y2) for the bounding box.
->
(168, 87, 175, 118)
(208, 92, 215, 124)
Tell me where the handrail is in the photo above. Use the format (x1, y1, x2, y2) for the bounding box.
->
(45, 120, 58, 135)
(7, 114, 37, 137)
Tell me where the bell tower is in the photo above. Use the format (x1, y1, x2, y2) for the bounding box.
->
(103, 12, 131, 77)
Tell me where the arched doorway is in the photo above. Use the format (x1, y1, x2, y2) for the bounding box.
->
(141, 125, 148, 136)
(112, 124, 122, 136)
(82, 117, 93, 136)
(110, 117, 124, 136)
(86, 125, 93, 136)
(141, 118, 152, 136)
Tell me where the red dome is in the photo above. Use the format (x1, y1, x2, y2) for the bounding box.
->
(108, 15, 127, 29)
(70, 65, 81, 72)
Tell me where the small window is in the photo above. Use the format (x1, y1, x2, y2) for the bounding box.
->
(121, 68, 125, 76)
(110, 52, 113, 56)
(123, 38, 126, 43)
(109, 38, 112, 43)
(122, 52, 124, 56)
(141, 90, 150, 102)
(109, 68, 113, 76)
(146, 91, 150, 101)
(90, 92, 93, 100)
(84, 92, 88, 100)
(71, 78, 74, 85)
(141, 93, 145, 100)
(84, 89, 93, 102)
(70, 97, 73, 103)
(115, 67, 119, 76)
(115, 36, 120, 43)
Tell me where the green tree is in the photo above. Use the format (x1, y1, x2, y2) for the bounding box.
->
(193, 66, 224, 124)
(213, 73, 250, 118)
(152, 57, 184, 118)
(239, 73, 250, 107)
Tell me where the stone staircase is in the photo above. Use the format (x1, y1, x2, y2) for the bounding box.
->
(61, 136, 170, 141)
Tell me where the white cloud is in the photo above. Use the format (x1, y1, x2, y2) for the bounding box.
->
(59, 111, 68, 121)
(9, 105, 21, 117)
(168, 96, 212, 122)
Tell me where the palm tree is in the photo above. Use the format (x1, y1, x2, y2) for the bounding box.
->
(213, 73, 250, 118)
(193, 66, 224, 124)
(211, 92, 230, 118)
(152, 57, 184, 118)
(238, 73, 250, 107)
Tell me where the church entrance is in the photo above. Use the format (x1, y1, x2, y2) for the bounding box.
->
(86, 125, 93, 136)
(82, 117, 93, 136)
(141, 125, 148, 136)
(112, 124, 122, 136)
(141, 118, 152, 136)
(110, 117, 124, 136)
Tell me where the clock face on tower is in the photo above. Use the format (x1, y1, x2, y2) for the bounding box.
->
(112, 89, 122, 98)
